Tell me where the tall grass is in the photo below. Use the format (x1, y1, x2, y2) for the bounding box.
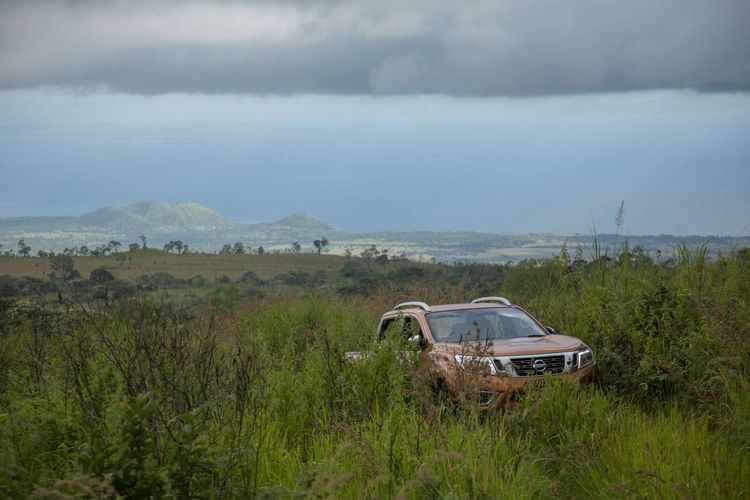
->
(0, 247, 749, 497)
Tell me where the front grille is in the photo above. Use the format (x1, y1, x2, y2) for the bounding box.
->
(510, 355, 566, 376)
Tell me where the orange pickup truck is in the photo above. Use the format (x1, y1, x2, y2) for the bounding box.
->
(362, 297, 597, 409)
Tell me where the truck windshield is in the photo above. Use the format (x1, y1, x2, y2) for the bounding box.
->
(426, 308, 547, 343)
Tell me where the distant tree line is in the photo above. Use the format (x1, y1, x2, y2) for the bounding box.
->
(216, 237, 331, 255)
(1, 237, 198, 258)
(1, 239, 125, 258)
(162, 240, 188, 254)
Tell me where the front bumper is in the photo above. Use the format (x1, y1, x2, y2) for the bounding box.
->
(455, 362, 598, 409)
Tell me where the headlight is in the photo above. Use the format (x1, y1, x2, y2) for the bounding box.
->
(575, 347, 595, 369)
(454, 355, 506, 376)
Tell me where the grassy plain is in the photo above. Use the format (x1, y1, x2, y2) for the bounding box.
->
(0, 245, 748, 497)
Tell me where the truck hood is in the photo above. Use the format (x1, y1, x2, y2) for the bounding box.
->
(433, 334, 587, 357)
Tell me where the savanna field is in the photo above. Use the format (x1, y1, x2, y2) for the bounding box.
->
(1, 245, 749, 498)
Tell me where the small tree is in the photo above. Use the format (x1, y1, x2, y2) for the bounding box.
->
(257, 246, 265, 255)
(233, 242, 245, 254)
(375, 248, 389, 267)
(290, 242, 301, 253)
(219, 244, 232, 254)
(128, 243, 140, 253)
(139, 235, 147, 251)
(361, 245, 379, 261)
(17, 239, 31, 257)
(313, 237, 329, 254)
(109, 240, 121, 253)
(50, 254, 79, 280)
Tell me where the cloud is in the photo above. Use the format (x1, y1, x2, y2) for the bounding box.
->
(0, 0, 748, 96)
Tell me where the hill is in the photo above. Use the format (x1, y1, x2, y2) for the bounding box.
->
(1, 201, 748, 262)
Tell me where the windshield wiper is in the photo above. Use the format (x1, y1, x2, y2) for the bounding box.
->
(525, 334, 546, 337)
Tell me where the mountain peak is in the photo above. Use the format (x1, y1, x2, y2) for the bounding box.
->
(79, 204, 142, 226)
(80, 201, 236, 231)
(124, 201, 174, 218)
(272, 213, 333, 232)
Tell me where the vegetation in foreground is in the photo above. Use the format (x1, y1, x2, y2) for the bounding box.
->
(0, 245, 748, 498)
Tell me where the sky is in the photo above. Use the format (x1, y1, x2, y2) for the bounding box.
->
(1, 0, 749, 235)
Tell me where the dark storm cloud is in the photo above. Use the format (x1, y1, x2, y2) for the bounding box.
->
(1, 0, 748, 96)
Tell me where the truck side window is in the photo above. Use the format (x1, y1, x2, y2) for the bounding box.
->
(403, 317, 423, 340)
(379, 316, 424, 346)
(379, 318, 396, 340)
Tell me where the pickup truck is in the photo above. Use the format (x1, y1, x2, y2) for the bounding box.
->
(356, 297, 597, 409)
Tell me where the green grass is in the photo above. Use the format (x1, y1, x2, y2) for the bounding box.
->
(0, 247, 749, 498)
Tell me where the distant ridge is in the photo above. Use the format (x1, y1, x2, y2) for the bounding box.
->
(0, 201, 336, 252)
(123, 201, 236, 230)
(1, 201, 747, 263)
(79, 205, 143, 227)
(77, 201, 238, 231)
(268, 213, 333, 232)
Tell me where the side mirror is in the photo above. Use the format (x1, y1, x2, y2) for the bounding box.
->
(544, 326, 556, 334)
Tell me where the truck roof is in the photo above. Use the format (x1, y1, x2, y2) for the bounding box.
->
(387, 299, 515, 315)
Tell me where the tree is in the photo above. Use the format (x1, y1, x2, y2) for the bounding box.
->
(50, 254, 79, 280)
(290, 242, 301, 253)
(313, 237, 329, 254)
(375, 248, 389, 267)
(163, 240, 184, 254)
(257, 246, 265, 255)
(361, 245, 379, 261)
(182, 244, 189, 254)
(17, 239, 31, 257)
(79, 246, 90, 257)
(128, 243, 140, 253)
(219, 244, 232, 254)
(139, 235, 147, 251)
(109, 240, 121, 253)
(232, 242, 245, 254)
